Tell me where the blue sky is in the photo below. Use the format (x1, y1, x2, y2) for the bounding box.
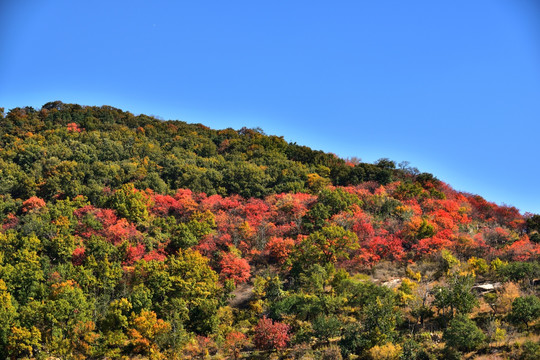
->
(1, 0, 540, 214)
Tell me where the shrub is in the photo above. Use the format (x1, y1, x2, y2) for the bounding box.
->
(443, 315, 486, 352)
(253, 316, 290, 351)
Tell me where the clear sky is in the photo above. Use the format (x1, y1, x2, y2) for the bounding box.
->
(1, 0, 540, 214)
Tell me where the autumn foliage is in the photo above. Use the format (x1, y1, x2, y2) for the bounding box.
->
(0, 103, 537, 359)
(253, 316, 290, 351)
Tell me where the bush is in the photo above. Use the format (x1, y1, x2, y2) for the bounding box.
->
(369, 343, 402, 360)
(519, 340, 540, 360)
(509, 296, 540, 330)
(319, 345, 343, 360)
(443, 315, 486, 352)
(253, 316, 290, 351)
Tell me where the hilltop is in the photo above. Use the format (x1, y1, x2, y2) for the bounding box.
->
(0, 102, 538, 359)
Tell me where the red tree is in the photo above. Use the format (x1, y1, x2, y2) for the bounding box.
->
(266, 237, 295, 264)
(22, 196, 46, 213)
(224, 331, 249, 359)
(219, 252, 251, 284)
(253, 316, 290, 351)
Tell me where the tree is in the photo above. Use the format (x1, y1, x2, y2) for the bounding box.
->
(497, 261, 540, 285)
(134, 249, 222, 335)
(519, 340, 540, 360)
(253, 316, 290, 351)
(107, 183, 149, 223)
(300, 225, 359, 264)
(128, 310, 171, 356)
(0, 279, 17, 357)
(43, 280, 94, 351)
(526, 214, 540, 243)
(368, 343, 402, 360)
(361, 295, 399, 349)
(443, 315, 486, 353)
(101, 298, 133, 332)
(22, 196, 46, 213)
(266, 237, 295, 264)
(7, 326, 41, 359)
(223, 331, 250, 360)
(312, 315, 341, 344)
(339, 294, 399, 357)
(219, 252, 251, 285)
(508, 296, 540, 330)
(432, 274, 478, 318)
(222, 161, 271, 198)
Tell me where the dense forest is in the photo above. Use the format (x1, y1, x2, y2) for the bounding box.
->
(0, 102, 538, 359)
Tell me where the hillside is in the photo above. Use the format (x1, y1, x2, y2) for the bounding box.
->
(0, 102, 538, 359)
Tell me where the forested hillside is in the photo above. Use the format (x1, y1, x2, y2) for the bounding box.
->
(0, 102, 538, 359)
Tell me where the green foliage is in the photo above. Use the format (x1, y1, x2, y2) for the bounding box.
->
(497, 261, 540, 283)
(509, 295, 540, 330)
(0, 103, 536, 358)
(0, 279, 17, 357)
(132, 249, 221, 335)
(339, 294, 399, 357)
(303, 188, 361, 231)
(519, 340, 540, 360)
(432, 274, 478, 318)
(442, 314, 486, 353)
(298, 225, 359, 264)
(7, 326, 41, 358)
(312, 315, 341, 343)
(107, 183, 149, 223)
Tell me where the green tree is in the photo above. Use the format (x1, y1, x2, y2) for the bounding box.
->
(43, 280, 94, 354)
(299, 225, 359, 264)
(509, 296, 540, 330)
(443, 315, 486, 353)
(313, 315, 341, 344)
(107, 183, 149, 223)
(0, 279, 17, 358)
(519, 340, 540, 360)
(432, 274, 478, 318)
(133, 249, 222, 335)
(339, 294, 399, 357)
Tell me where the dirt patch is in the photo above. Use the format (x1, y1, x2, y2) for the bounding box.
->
(229, 282, 254, 308)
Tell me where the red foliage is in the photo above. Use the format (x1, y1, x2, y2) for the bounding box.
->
(506, 235, 540, 261)
(196, 234, 219, 257)
(125, 244, 146, 265)
(366, 235, 404, 262)
(224, 331, 249, 359)
(404, 199, 423, 216)
(466, 194, 498, 222)
(268, 193, 315, 220)
(22, 196, 46, 213)
(331, 207, 375, 242)
(412, 229, 454, 256)
(172, 189, 198, 217)
(480, 227, 514, 248)
(253, 316, 290, 351)
(430, 209, 455, 231)
(2, 213, 19, 230)
(72, 247, 85, 266)
(52, 182, 530, 278)
(201, 194, 242, 212)
(494, 205, 524, 230)
(106, 218, 140, 245)
(219, 252, 251, 284)
(150, 194, 178, 216)
(143, 249, 167, 262)
(74, 205, 141, 245)
(67, 122, 82, 132)
(266, 237, 295, 264)
(243, 198, 271, 229)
